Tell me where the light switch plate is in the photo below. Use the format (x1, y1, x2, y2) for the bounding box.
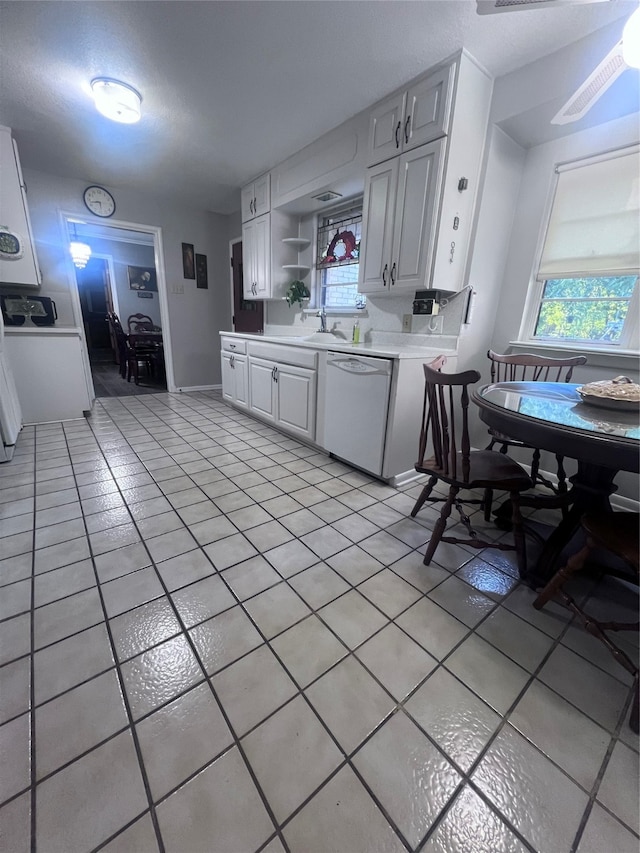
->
(173, 283, 184, 294)
(402, 314, 412, 333)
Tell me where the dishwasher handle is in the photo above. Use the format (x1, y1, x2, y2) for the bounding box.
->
(327, 354, 392, 377)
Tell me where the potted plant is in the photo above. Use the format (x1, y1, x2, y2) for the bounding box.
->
(285, 279, 310, 308)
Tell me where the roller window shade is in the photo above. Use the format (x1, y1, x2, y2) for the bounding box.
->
(538, 147, 640, 279)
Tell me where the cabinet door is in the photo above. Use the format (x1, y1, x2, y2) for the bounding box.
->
(242, 220, 256, 298)
(366, 91, 406, 167)
(221, 352, 234, 402)
(253, 213, 271, 298)
(253, 173, 271, 217)
(404, 64, 454, 152)
(390, 139, 445, 291)
(275, 364, 316, 441)
(241, 183, 256, 222)
(234, 354, 249, 409)
(249, 357, 276, 422)
(358, 158, 399, 294)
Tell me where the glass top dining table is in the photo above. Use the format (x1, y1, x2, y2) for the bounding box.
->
(472, 381, 639, 584)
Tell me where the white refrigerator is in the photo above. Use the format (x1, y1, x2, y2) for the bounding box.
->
(0, 310, 22, 462)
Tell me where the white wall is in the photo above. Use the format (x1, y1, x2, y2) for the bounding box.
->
(18, 169, 233, 389)
(490, 113, 640, 358)
(485, 113, 640, 502)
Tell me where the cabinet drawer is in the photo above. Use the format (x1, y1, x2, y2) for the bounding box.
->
(248, 341, 317, 369)
(221, 337, 247, 354)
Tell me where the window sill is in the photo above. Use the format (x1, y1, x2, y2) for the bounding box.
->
(510, 340, 640, 369)
(303, 308, 369, 317)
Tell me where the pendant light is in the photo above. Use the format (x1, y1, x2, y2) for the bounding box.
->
(69, 223, 91, 270)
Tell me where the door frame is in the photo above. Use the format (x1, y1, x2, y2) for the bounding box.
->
(229, 236, 241, 331)
(61, 212, 176, 394)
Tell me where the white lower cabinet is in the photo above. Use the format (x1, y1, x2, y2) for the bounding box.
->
(248, 356, 316, 441)
(221, 351, 248, 409)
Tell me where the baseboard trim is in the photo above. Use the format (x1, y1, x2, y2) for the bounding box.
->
(522, 463, 639, 513)
(176, 384, 220, 392)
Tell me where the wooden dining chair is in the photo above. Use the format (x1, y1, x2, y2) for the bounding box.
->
(127, 313, 154, 333)
(534, 512, 639, 733)
(108, 311, 155, 384)
(486, 350, 587, 498)
(411, 356, 534, 576)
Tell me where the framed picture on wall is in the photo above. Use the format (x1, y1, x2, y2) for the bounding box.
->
(182, 242, 195, 279)
(128, 266, 158, 292)
(196, 253, 208, 289)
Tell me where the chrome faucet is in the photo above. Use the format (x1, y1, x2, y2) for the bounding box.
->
(316, 308, 327, 333)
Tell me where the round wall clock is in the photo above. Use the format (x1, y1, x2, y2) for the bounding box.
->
(83, 185, 116, 218)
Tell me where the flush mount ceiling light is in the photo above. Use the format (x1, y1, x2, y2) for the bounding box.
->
(91, 78, 142, 124)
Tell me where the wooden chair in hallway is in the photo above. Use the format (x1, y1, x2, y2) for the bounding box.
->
(485, 350, 587, 504)
(107, 311, 155, 384)
(126, 313, 155, 333)
(411, 355, 534, 577)
(534, 512, 639, 733)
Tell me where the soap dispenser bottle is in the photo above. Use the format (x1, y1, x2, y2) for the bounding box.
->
(352, 318, 360, 344)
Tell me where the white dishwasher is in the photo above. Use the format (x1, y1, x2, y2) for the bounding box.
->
(323, 352, 393, 477)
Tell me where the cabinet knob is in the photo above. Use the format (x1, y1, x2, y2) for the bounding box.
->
(404, 115, 411, 144)
(390, 262, 396, 286)
(395, 121, 401, 149)
(249, 199, 254, 215)
(254, 196, 257, 213)
(382, 263, 388, 287)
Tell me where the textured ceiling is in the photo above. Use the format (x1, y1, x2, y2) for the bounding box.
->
(0, 0, 636, 214)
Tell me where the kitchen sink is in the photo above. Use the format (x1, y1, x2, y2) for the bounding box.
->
(303, 331, 343, 343)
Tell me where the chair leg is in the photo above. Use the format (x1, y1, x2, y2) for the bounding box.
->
(530, 448, 541, 483)
(533, 542, 591, 609)
(630, 679, 639, 735)
(509, 491, 527, 579)
(411, 476, 438, 518)
(486, 438, 497, 451)
(555, 454, 569, 519)
(423, 486, 457, 566)
(483, 488, 493, 522)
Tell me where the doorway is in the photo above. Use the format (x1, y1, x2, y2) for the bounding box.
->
(231, 240, 264, 334)
(76, 256, 117, 365)
(67, 218, 170, 397)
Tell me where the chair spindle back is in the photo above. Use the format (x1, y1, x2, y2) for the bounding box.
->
(418, 357, 481, 482)
(488, 350, 587, 384)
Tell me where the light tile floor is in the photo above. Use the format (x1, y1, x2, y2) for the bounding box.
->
(0, 390, 638, 853)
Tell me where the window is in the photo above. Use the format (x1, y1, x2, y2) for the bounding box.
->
(522, 145, 639, 351)
(315, 201, 366, 310)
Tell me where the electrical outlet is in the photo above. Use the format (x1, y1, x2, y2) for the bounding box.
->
(402, 314, 412, 333)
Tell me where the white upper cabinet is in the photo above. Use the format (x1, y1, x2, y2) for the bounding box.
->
(367, 64, 455, 167)
(241, 172, 271, 222)
(242, 214, 271, 298)
(359, 139, 445, 294)
(0, 126, 41, 287)
(242, 209, 296, 300)
(360, 53, 493, 295)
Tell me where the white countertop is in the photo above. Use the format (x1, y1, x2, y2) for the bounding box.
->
(220, 331, 457, 360)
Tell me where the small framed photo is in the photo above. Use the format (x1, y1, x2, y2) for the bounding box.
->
(128, 266, 157, 292)
(182, 242, 195, 279)
(138, 291, 153, 299)
(196, 253, 208, 289)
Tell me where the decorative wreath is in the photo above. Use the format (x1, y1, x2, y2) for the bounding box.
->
(320, 229, 358, 265)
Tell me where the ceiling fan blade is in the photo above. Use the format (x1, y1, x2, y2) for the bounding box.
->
(551, 40, 626, 124)
(476, 0, 612, 14)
